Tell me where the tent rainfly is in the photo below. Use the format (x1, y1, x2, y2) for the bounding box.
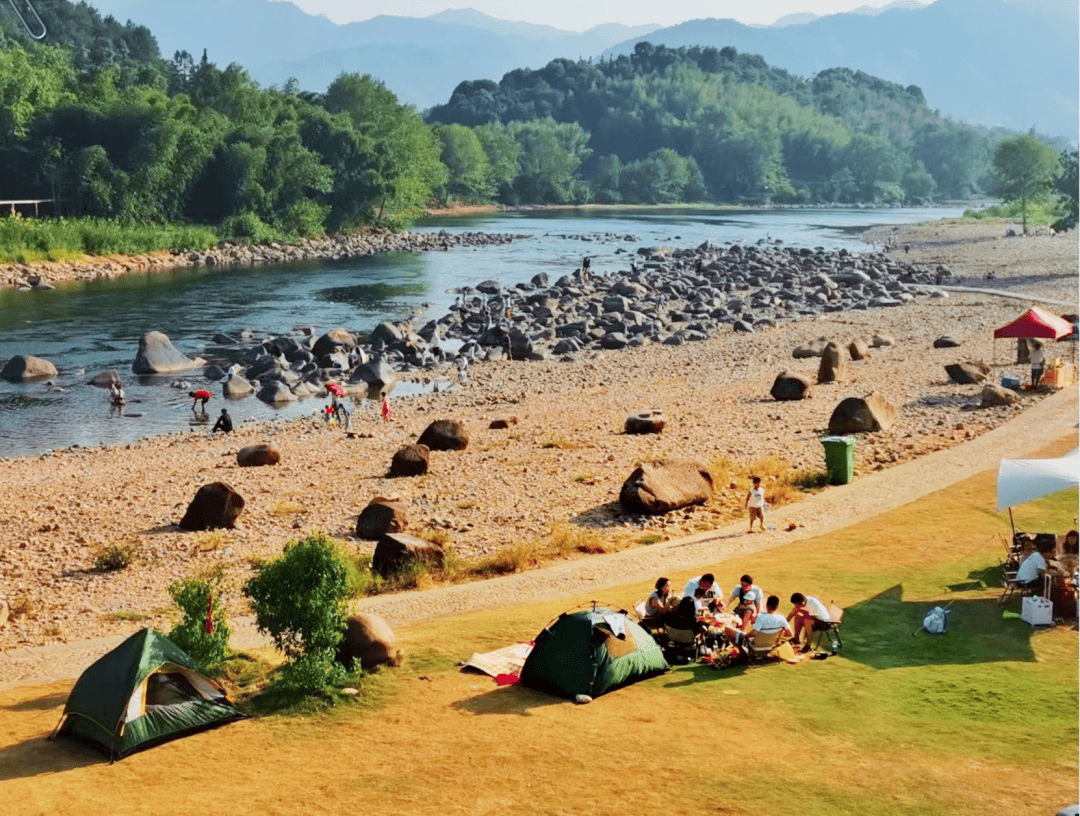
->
(519, 605, 669, 701)
(997, 449, 1079, 511)
(993, 306, 1074, 340)
(53, 628, 245, 760)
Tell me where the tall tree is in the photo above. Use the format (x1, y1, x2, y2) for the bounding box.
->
(993, 134, 1060, 233)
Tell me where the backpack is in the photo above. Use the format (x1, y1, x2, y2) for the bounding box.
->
(923, 606, 949, 635)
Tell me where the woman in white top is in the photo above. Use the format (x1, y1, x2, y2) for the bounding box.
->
(645, 577, 676, 620)
(1029, 341, 1046, 388)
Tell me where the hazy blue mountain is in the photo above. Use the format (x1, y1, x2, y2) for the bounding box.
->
(603, 0, 1078, 140)
(86, 1, 656, 109)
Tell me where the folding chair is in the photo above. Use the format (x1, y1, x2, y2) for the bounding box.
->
(663, 626, 705, 662)
(811, 603, 845, 653)
(744, 629, 785, 664)
(998, 572, 1036, 606)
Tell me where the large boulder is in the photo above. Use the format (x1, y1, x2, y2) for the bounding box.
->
(350, 357, 396, 389)
(618, 460, 713, 515)
(390, 444, 429, 477)
(848, 339, 871, 361)
(132, 331, 202, 375)
(827, 391, 898, 434)
(87, 369, 121, 388)
(222, 374, 255, 398)
(337, 612, 403, 670)
(178, 482, 245, 530)
(980, 383, 1021, 407)
(816, 342, 846, 384)
(625, 410, 666, 435)
(356, 496, 409, 539)
(312, 327, 358, 360)
(792, 337, 828, 359)
(417, 419, 469, 451)
(256, 381, 296, 404)
(372, 532, 445, 577)
(945, 362, 988, 384)
(236, 444, 280, 467)
(770, 372, 811, 401)
(1, 354, 58, 381)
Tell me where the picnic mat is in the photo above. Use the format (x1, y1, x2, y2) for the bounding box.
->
(461, 642, 534, 678)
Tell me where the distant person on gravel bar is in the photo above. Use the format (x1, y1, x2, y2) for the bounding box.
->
(1029, 341, 1045, 388)
(745, 475, 766, 532)
(189, 389, 211, 413)
(212, 408, 232, 433)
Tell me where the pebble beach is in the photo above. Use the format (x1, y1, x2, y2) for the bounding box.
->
(0, 218, 1075, 659)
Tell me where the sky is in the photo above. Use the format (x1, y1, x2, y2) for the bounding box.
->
(282, 0, 928, 31)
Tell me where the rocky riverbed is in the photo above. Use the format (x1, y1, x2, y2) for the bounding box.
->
(0, 219, 1075, 651)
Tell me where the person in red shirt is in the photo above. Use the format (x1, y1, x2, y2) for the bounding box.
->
(189, 389, 211, 413)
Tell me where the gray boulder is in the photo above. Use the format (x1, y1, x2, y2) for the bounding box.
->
(132, 331, 202, 375)
(980, 383, 1021, 407)
(390, 444, 429, 477)
(356, 497, 409, 540)
(372, 532, 445, 577)
(770, 372, 812, 401)
(827, 391, 898, 433)
(945, 362, 988, 384)
(178, 482, 245, 531)
(619, 460, 713, 515)
(417, 419, 469, 451)
(87, 369, 121, 387)
(256, 381, 296, 404)
(337, 612, 403, 669)
(2, 354, 58, 382)
(350, 357, 396, 389)
(625, 410, 666, 435)
(312, 327, 358, 359)
(236, 444, 280, 467)
(223, 374, 255, 398)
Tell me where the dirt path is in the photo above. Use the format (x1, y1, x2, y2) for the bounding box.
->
(2, 386, 1073, 691)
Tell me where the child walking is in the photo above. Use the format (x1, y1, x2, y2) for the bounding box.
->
(745, 475, 766, 532)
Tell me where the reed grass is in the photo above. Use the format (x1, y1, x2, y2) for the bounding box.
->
(0, 215, 219, 263)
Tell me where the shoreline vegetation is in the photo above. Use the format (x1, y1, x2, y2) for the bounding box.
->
(0, 200, 1013, 291)
(0, 216, 1075, 655)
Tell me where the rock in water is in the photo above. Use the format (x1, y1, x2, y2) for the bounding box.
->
(132, 331, 202, 374)
(1, 354, 58, 381)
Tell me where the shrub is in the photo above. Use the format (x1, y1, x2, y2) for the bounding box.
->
(219, 211, 281, 242)
(243, 534, 353, 692)
(94, 541, 137, 571)
(167, 566, 232, 668)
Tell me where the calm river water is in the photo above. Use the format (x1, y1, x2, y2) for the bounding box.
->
(0, 206, 963, 457)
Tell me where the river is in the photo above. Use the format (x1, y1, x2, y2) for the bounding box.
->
(0, 206, 964, 457)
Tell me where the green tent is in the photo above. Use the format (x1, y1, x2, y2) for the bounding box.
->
(54, 628, 245, 760)
(519, 606, 669, 700)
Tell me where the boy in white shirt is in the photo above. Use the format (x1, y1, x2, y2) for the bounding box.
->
(745, 476, 766, 532)
(788, 592, 832, 653)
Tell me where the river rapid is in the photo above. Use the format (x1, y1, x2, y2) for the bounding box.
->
(0, 206, 963, 457)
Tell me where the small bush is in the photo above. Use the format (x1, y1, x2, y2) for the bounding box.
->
(94, 542, 138, 571)
(168, 566, 232, 668)
(243, 534, 354, 693)
(219, 211, 282, 242)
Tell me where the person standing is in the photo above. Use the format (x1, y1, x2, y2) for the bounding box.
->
(745, 475, 766, 532)
(1029, 341, 1045, 388)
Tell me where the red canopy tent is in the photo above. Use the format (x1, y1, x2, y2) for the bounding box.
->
(993, 306, 1074, 340)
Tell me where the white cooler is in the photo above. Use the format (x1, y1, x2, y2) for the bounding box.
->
(1021, 595, 1054, 627)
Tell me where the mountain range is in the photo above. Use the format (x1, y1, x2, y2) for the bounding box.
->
(86, 0, 1078, 140)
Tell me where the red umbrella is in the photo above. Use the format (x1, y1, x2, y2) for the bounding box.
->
(326, 382, 346, 397)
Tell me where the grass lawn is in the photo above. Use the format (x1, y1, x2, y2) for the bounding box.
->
(1, 436, 1076, 815)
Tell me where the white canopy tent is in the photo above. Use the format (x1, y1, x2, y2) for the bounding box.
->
(997, 449, 1079, 533)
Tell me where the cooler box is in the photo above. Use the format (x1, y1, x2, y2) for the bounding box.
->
(821, 436, 855, 485)
(1021, 595, 1053, 627)
(1000, 375, 1020, 392)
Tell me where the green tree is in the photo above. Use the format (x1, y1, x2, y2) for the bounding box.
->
(993, 134, 1060, 234)
(433, 123, 494, 202)
(1052, 149, 1078, 231)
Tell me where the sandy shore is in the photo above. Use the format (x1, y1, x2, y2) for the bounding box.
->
(0, 219, 1075, 653)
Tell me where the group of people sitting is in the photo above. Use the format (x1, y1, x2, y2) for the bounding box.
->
(641, 572, 834, 656)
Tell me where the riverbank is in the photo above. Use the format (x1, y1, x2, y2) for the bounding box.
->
(0, 218, 1075, 653)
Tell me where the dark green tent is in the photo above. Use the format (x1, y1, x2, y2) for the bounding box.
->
(519, 606, 669, 700)
(54, 628, 244, 760)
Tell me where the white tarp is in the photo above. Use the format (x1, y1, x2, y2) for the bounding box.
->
(996, 449, 1080, 511)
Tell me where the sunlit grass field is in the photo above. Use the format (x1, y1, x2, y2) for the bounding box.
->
(1, 436, 1075, 815)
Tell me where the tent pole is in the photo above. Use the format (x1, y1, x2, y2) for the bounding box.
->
(1009, 507, 1016, 538)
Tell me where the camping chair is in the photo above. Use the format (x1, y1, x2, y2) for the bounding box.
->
(662, 625, 705, 663)
(998, 572, 1036, 606)
(744, 629, 787, 664)
(810, 603, 845, 653)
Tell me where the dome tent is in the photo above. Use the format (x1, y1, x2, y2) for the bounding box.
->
(53, 628, 245, 760)
(519, 604, 669, 701)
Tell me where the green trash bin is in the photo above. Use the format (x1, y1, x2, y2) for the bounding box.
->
(821, 436, 855, 485)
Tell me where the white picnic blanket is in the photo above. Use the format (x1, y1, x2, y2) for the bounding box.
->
(460, 642, 534, 677)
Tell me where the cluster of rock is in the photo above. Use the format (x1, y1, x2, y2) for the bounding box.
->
(0, 230, 526, 289)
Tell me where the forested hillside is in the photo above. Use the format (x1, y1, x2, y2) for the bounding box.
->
(0, 1, 1069, 239)
(427, 42, 1011, 205)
